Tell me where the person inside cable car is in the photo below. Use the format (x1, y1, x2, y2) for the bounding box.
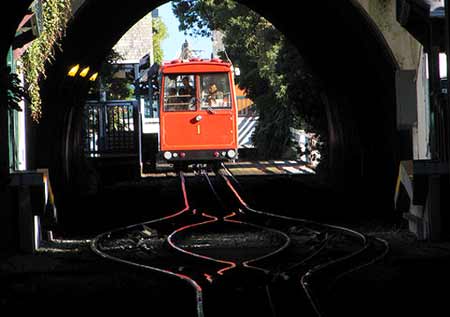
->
(205, 83, 224, 108)
(179, 77, 194, 99)
(165, 87, 180, 111)
(167, 87, 177, 101)
(179, 76, 196, 110)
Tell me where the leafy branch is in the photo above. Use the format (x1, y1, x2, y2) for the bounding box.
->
(152, 17, 168, 64)
(172, 0, 328, 161)
(20, 0, 72, 122)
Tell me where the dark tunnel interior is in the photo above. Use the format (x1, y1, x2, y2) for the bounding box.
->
(4, 4, 450, 317)
(5, 0, 405, 229)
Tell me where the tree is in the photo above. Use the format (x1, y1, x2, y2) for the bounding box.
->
(171, 0, 327, 159)
(152, 17, 168, 64)
(87, 49, 135, 101)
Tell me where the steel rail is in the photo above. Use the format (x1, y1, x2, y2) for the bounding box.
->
(91, 172, 205, 317)
(218, 165, 388, 317)
(167, 212, 237, 277)
(90, 164, 389, 317)
(202, 171, 293, 275)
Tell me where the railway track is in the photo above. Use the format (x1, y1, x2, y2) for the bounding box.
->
(91, 165, 389, 316)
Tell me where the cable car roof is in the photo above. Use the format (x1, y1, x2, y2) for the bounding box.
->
(161, 58, 232, 74)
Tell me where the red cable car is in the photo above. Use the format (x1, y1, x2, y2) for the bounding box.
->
(158, 58, 238, 169)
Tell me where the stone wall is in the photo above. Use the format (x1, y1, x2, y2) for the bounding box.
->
(356, 0, 422, 70)
(71, 0, 86, 15)
(113, 12, 153, 63)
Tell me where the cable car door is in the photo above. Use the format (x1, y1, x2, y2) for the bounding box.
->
(195, 72, 237, 149)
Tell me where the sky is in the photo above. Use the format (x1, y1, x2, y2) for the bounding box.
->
(158, 2, 212, 61)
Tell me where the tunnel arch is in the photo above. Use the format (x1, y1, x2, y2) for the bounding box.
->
(30, 0, 401, 217)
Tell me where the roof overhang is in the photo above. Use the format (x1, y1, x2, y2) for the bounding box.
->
(13, 1, 43, 60)
(397, 0, 445, 49)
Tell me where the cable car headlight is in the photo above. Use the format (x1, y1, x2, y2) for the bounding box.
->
(227, 149, 236, 158)
(163, 151, 172, 160)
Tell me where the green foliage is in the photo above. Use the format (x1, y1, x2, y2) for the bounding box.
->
(100, 50, 124, 80)
(172, 0, 327, 159)
(87, 49, 136, 101)
(152, 17, 168, 64)
(173, 0, 242, 37)
(88, 17, 168, 101)
(105, 79, 135, 100)
(21, 0, 72, 122)
(0, 66, 29, 112)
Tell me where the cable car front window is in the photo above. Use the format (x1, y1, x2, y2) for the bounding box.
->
(200, 73, 231, 109)
(163, 74, 196, 112)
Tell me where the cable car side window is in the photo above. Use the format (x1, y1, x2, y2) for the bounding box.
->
(200, 73, 232, 109)
(163, 74, 196, 112)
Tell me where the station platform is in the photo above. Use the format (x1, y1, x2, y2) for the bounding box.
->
(141, 160, 316, 178)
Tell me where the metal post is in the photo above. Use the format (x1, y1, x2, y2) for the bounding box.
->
(445, 0, 450, 168)
(428, 43, 441, 159)
(426, 9, 445, 240)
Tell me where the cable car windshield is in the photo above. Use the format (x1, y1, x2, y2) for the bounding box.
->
(200, 73, 231, 109)
(163, 74, 196, 112)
